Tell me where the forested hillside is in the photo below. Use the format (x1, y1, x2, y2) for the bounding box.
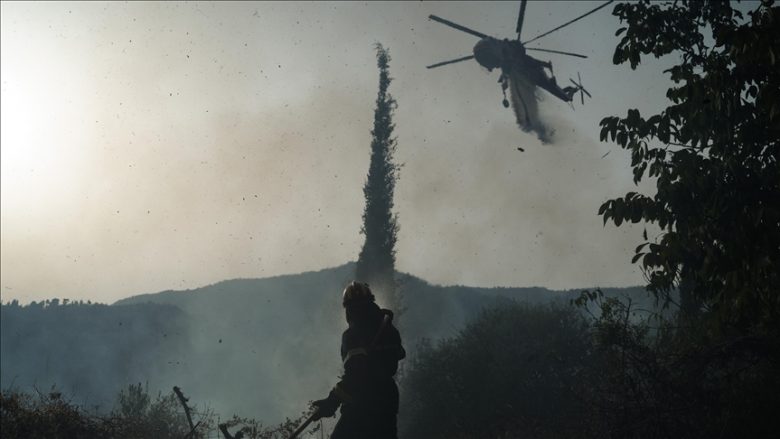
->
(2, 262, 645, 423)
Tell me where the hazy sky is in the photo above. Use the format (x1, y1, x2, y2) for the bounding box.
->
(1, 1, 676, 304)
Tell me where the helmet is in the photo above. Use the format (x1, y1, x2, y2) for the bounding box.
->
(342, 281, 375, 306)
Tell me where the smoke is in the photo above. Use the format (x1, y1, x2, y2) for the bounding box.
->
(0, 1, 650, 305)
(508, 71, 553, 143)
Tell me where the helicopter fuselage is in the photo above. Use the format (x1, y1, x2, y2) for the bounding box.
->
(473, 37, 575, 103)
(472, 37, 524, 71)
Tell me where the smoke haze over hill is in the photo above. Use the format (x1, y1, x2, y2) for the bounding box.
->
(1, 263, 648, 423)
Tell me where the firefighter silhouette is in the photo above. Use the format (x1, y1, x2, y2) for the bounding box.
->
(312, 281, 406, 439)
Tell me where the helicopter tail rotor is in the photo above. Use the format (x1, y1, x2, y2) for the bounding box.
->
(568, 72, 591, 105)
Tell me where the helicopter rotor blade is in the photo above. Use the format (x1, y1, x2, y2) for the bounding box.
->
(516, 0, 527, 40)
(526, 47, 588, 58)
(523, 0, 615, 44)
(426, 55, 475, 69)
(428, 15, 490, 39)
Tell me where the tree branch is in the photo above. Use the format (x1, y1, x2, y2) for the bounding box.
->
(173, 386, 196, 438)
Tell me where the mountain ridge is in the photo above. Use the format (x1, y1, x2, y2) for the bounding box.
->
(3, 261, 648, 423)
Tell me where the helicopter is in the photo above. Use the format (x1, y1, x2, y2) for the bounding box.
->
(427, 0, 613, 138)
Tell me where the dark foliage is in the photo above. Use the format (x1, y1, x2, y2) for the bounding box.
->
(599, 0, 780, 331)
(107, 383, 194, 438)
(400, 302, 600, 439)
(577, 291, 780, 438)
(577, 1, 780, 437)
(355, 43, 402, 308)
(1, 389, 107, 439)
(0, 384, 193, 439)
(0, 384, 314, 439)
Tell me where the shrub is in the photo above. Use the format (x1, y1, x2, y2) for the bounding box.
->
(400, 301, 600, 439)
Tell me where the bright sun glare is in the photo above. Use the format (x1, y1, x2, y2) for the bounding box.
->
(1, 25, 92, 216)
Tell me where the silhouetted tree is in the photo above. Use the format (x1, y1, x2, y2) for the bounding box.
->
(356, 44, 401, 309)
(400, 303, 598, 438)
(579, 2, 780, 437)
(599, 0, 779, 332)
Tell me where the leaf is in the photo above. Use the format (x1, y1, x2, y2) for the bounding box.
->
(658, 120, 670, 144)
(627, 109, 640, 124)
(617, 131, 628, 147)
(635, 243, 649, 253)
(613, 47, 624, 65)
(630, 50, 641, 69)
